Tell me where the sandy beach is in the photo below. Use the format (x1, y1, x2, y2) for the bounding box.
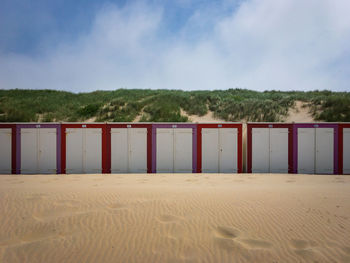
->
(0, 173, 349, 263)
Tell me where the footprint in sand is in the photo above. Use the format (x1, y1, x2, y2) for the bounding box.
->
(32, 210, 76, 221)
(294, 248, 315, 259)
(32, 214, 45, 222)
(214, 237, 243, 251)
(290, 239, 309, 249)
(158, 214, 181, 223)
(290, 239, 318, 259)
(240, 239, 272, 249)
(214, 226, 273, 251)
(338, 223, 345, 230)
(286, 180, 296, 183)
(213, 227, 243, 252)
(19, 224, 68, 244)
(215, 226, 240, 239)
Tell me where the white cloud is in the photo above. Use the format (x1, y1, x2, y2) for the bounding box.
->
(0, 0, 349, 91)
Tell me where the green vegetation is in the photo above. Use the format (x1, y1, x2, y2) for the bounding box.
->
(0, 88, 349, 122)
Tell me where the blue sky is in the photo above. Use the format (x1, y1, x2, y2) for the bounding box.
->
(0, 0, 349, 92)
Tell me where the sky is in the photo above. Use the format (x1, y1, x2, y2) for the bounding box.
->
(0, 0, 349, 92)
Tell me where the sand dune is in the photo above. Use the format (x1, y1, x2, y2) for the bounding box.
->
(0, 174, 349, 263)
(284, 101, 314, 123)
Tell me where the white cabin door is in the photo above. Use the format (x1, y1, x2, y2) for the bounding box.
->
(0, 129, 11, 174)
(66, 128, 83, 173)
(156, 129, 173, 172)
(111, 128, 128, 173)
(202, 128, 219, 173)
(219, 128, 237, 173)
(174, 128, 192, 173)
(343, 128, 350, 174)
(315, 128, 334, 174)
(252, 128, 269, 173)
(270, 128, 289, 173)
(38, 128, 57, 174)
(85, 129, 102, 173)
(129, 128, 147, 173)
(21, 128, 38, 174)
(298, 128, 315, 174)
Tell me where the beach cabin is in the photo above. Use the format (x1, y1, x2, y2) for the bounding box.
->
(61, 123, 107, 174)
(152, 124, 197, 173)
(107, 123, 152, 173)
(16, 123, 61, 174)
(293, 123, 338, 174)
(338, 123, 349, 174)
(247, 123, 293, 173)
(0, 124, 16, 174)
(197, 123, 243, 173)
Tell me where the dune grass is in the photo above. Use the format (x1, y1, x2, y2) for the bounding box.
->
(0, 89, 349, 122)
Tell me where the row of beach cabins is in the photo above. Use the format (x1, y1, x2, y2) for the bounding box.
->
(0, 122, 349, 175)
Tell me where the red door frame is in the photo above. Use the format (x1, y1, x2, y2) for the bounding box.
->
(61, 123, 108, 174)
(247, 123, 294, 173)
(106, 123, 152, 173)
(197, 123, 243, 173)
(339, 123, 350, 175)
(0, 124, 16, 174)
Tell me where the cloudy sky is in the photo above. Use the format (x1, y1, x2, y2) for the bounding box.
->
(0, 0, 349, 92)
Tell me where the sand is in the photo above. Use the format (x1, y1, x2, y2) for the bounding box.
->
(183, 110, 225, 123)
(84, 100, 314, 123)
(284, 101, 314, 123)
(0, 174, 349, 263)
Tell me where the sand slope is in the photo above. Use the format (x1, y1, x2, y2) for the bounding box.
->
(0, 174, 349, 263)
(284, 101, 314, 123)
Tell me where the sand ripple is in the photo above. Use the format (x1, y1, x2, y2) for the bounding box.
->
(0, 174, 349, 263)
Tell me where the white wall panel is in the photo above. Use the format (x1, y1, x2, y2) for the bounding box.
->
(21, 128, 38, 174)
(202, 128, 219, 173)
(38, 128, 56, 174)
(174, 129, 192, 173)
(252, 128, 269, 173)
(270, 128, 288, 173)
(85, 129, 102, 173)
(111, 128, 147, 173)
(219, 128, 237, 173)
(344, 128, 350, 174)
(0, 129, 12, 174)
(315, 128, 334, 174)
(111, 128, 128, 173)
(298, 128, 315, 174)
(129, 128, 147, 173)
(156, 129, 173, 172)
(66, 128, 83, 173)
